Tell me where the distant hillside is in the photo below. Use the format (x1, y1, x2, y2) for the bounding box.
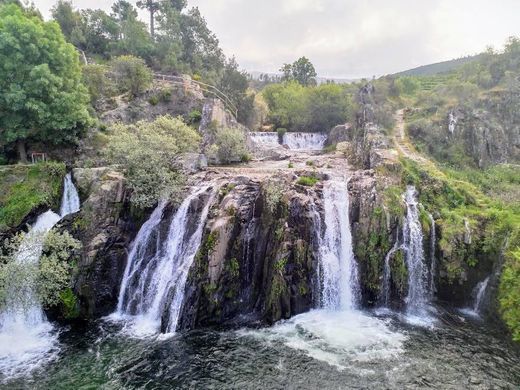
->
(395, 54, 483, 77)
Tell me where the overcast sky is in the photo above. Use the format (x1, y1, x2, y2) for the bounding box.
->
(34, 0, 520, 78)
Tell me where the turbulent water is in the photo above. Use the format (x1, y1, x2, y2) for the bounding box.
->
(0, 173, 80, 381)
(249, 132, 327, 150)
(115, 186, 215, 335)
(1, 178, 520, 388)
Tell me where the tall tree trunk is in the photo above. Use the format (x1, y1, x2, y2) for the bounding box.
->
(17, 139, 28, 164)
(150, 10, 155, 40)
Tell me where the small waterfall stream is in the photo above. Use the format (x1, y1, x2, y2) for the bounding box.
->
(381, 231, 400, 307)
(428, 213, 436, 299)
(403, 186, 432, 322)
(0, 173, 80, 379)
(116, 185, 215, 335)
(473, 277, 490, 314)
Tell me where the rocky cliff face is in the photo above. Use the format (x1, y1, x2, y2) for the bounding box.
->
(178, 173, 320, 329)
(68, 168, 139, 318)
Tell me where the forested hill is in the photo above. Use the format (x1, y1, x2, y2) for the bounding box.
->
(395, 54, 482, 76)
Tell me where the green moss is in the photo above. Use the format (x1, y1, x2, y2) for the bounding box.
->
(0, 162, 66, 232)
(390, 249, 408, 295)
(274, 258, 287, 272)
(297, 175, 319, 186)
(500, 249, 520, 341)
(229, 258, 240, 278)
(59, 288, 80, 319)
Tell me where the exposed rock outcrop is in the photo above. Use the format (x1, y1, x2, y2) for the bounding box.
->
(70, 168, 138, 317)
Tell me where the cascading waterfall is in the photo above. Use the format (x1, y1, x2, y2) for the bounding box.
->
(249, 132, 280, 147)
(243, 179, 405, 370)
(318, 180, 360, 310)
(283, 132, 327, 150)
(0, 173, 80, 379)
(60, 173, 80, 216)
(428, 213, 436, 298)
(473, 277, 490, 314)
(403, 186, 431, 320)
(249, 132, 326, 150)
(116, 185, 215, 335)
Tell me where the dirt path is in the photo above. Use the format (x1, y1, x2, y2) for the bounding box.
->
(393, 109, 429, 165)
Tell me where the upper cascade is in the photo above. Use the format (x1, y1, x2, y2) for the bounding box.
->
(115, 185, 215, 335)
(60, 173, 80, 217)
(249, 132, 327, 151)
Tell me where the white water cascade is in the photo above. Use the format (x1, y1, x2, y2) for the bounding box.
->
(249, 132, 280, 148)
(283, 132, 327, 150)
(0, 173, 80, 380)
(115, 185, 215, 335)
(403, 186, 433, 323)
(249, 132, 327, 151)
(472, 277, 490, 314)
(318, 180, 360, 310)
(242, 179, 405, 370)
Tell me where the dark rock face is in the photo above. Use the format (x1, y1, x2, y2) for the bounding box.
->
(70, 168, 139, 318)
(178, 176, 320, 330)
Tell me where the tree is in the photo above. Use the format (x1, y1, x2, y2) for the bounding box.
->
(109, 55, 152, 97)
(104, 116, 201, 207)
(0, 4, 91, 162)
(51, 0, 81, 40)
(291, 57, 317, 86)
(136, 0, 160, 39)
(279, 57, 317, 86)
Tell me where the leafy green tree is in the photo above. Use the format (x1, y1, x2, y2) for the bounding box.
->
(136, 0, 160, 39)
(110, 55, 152, 97)
(180, 7, 225, 82)
(262, 81, 308, 131)
(0, 4, 91, 162)
(80, 9, 119, 56)
(305, 84, 351, 132)
(82, 64, 114, 108)
(51, 0, 81, 41)
(280, 57, 317, 86)
(104, 116, 201, 207)
(209, 126, 249, 164)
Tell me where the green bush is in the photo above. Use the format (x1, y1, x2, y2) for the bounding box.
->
(210, 127, 249, 165)
(104, 115, 201, 207)
(297, 175, 319, 186)
(109, 55, 152, 97)
(188, 109, 202, 124)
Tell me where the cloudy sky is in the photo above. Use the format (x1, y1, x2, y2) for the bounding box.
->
(34, 0, 520, 78)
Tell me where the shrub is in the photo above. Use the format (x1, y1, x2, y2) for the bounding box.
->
(211, 127, 248, 165)
(148, 95, 159, 106)
(277, 127, 287, 143)
(0, 230, 81, 312)
(109, 55, 152, 97)
(297, 175, 319, 186)
(188, 109, 202, 124)
(104, 116, 201, 207)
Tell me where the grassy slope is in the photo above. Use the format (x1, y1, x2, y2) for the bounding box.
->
(0, 162, 66, 232)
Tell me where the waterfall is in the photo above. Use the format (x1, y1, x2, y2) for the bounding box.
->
(116, 185, 215, 335)
(249, 132, 280, 147)
(283, 133, 327, 150)
(402, 186, 430, 318)
(0, 173, 80, 379)
(448, 112, 457, 134)
(382, 232, 400, 307)
(428, 213, 436, 299)
(473, 277, 490, 314)
(318, 180, 359, 310)
(60, 173, 80, 217)
(249, 132, 327, 150)
(243, 178, 405, 369)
